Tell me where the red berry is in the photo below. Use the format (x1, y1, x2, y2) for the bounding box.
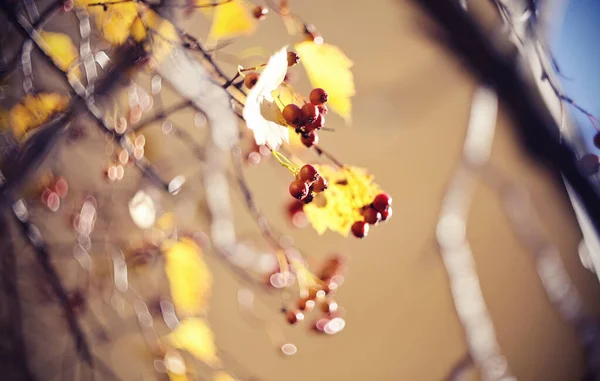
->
(301, 103, 319, 124)
(287, 51, 300, 67)
(301, 131, 318, 147)
(252, 5, 268, 19)
(302, 192, 315, 204)
(244, 72, 260, 89)
(372, 193, 392, 213)
(289, 180, 309, 200)
(594, 132, 600, 150)
(381, 206, 393, 221)
(309, 88, 328, 105)
(298, 164, 319, 183)
(363, 207, 381, 225)
(312, 176, 328, 193)
(286, 309, 304, 324)
(317, 104, 328, 115)
(282, 104, 303, 127)
(305, 113, 325, 132)
(351, 221, 369, 238)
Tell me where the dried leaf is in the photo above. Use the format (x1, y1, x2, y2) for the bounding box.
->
(208, 0, 256, 42)
(295, 41, 355, 122)
(303, 165, 381, 236)
(166, 318, 218, 366)
(130, 9, 179, 64)
(243, 47, 290, 149)
(9, 93, 69, 140)
(82, 1, 139, 46)
(164, 238, 212, 316)
(39, 31, 79, 73)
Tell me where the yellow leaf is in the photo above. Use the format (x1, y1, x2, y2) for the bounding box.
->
(84, 1, 139, 46)
(168, 373, 189, 381)
(39, 31, 79, 73)
(9, 93, 69, 140)
(166, 318, 218, 365)
(130, 9, 179, 64)
(295, 41, 355, 122)
(303, 165, 381, 236)
(208, 0, 256, 42)
(214, 371, 237, 381)
(164, 238, 212, 316)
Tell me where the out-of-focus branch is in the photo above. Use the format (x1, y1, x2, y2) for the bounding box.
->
(408, 0, 600, 238)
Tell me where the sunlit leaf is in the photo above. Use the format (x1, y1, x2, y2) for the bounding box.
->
(295, 41, 355, 122)
(130, 9, 179, 64)
(9, 93, 69, 140)
(164, 238, 212, 316)
(82, 1, 139, 46)
(303, 165, 382, 236)
(243, 46, 290, 149)
(208, 0, 256, 42)
(168, 373, 189, 381)
(39, 31, 79, 75)
(166, 318, 218, 366)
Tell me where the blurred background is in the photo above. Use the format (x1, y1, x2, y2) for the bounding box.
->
(2, 0, 600, 381)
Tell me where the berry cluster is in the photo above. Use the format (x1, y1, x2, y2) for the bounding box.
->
(40, 175, 69, 212)
(351, 193, 393, 238)
(282, 88, 329, 148)
(288, 164, 328, 204)
(283, 255, 346, 335)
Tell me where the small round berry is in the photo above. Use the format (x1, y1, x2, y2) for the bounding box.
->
(305, 113, 325, 131)
(309, 88, 328, 105)
(252, 5, 268, 20)
(298, 297, 315, 312)
(363, 207, 381, 225)
(301, 103, 319, 124)
(299, 164, 319, 183)
(372, 193, 392, 213)
(317, 104, 328, 115)
(244, 72, 260, 89)
(594, 132, 600, 150)
(287, 51, 300, 67)
(301, 131, 318, 148)
(282, 104, 303, 127)
(286, 309, 304, 324)
(289, 180, 309, 200)
(381, 206, 393, 221)
(312, 176, 328, 193)
(578, 154, 600, 176)
(351, 221, 369, 238)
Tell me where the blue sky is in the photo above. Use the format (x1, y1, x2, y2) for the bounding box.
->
(550, 0, 600, 153)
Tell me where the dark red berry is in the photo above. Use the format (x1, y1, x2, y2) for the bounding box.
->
(301, 131, 318, 147)
(310, 88, 328, 105)
(252, 5, 268, 19)
(301, 103, 319, 124)
(372, 193, 392, 213)
(318, 104, 328, 115)
(299, 164, 319, 183)
(289, 180, 309, 200)
(363, 207, 381, 225)
(287, 51, 300, 67)
(305, 113, 325, 132)
(286, 309, 304, 324)
(244, 72, 260, 89)
(578, 154, 600, 176)
(381, 206, 393, 221)
(351, 221, 369, 238)
(282, 104, 303, 127)
(594, 132, 600, 149)
(312, 176, 328, 192)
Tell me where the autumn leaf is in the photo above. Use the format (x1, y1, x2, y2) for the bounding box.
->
(214, 371, 237, 381)
(303, 165, 382, 236)
(295, 41, 355, 122)
(208, 0, 256, 43)
(130, 9, 179, 64)
(9, 93, 69, 140)
(243, 46, 290, 149)
(166, 318, 218, 366)
(80, 1, 139, 46)
(39, 31, 79, 76)
(164, 238, 212, 316)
